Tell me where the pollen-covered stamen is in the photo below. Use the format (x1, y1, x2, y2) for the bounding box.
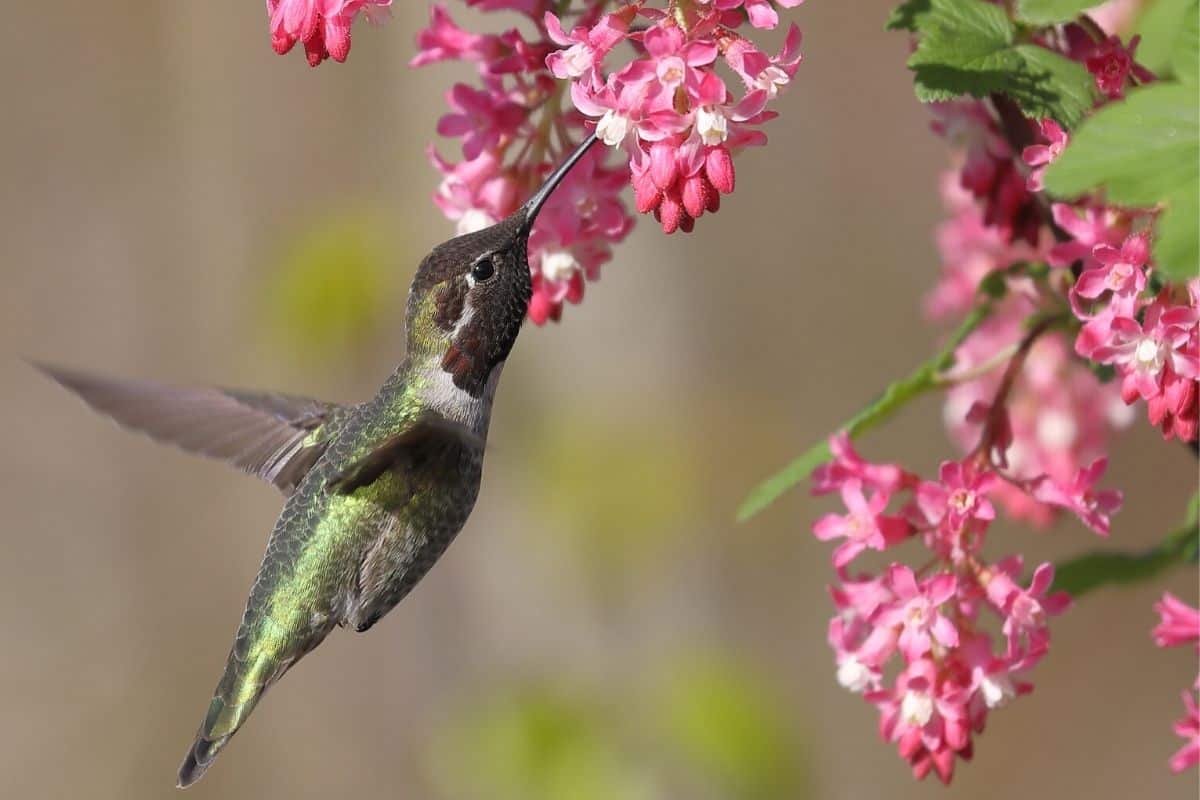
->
(901, 690, 934, 727)
(596, 109, 632, 146)
(837, 656, 873, 693)
(540, 248, 581, 283)
(979, 672, 1016, 709)
(695, 105, 729, 145)
(1133, 336, 1166, 376)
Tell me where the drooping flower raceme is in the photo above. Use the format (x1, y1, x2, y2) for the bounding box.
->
(411, 0, 804, 323)
(1153, 593, 1200, 773)
(266, 0, 393, 66)
(812, 432, 1094, 783)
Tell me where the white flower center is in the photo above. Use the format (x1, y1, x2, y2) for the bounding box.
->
(695, 105, 729, 146)
(901, 690, 934, 727)
(1106, 263, 1133, 290)
(949, 488, 975, 514)
(540, 248, 581, 283)
(656, 56, 686, 87)
(979, 672, 1015, 709)
(836, 657, 873, 693)
(755, 65, 790, 97)
(562, 44, 594, 78)
(1134, 337, 1164, 373)
(456, 208, 495, 235)
(596, 109, 631, 146)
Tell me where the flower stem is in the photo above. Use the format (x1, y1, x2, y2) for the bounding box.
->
(736, 301, 998, 522)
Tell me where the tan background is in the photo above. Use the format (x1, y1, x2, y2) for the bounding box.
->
(2, 2, 1197, 799)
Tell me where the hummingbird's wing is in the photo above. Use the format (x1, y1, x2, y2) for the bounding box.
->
(34, 362, 347, 493)
(326, 409, 483, 495)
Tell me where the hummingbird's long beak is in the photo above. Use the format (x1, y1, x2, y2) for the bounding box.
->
(518, 132, 601, 236)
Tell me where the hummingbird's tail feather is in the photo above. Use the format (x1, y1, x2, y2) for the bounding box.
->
(175, 643, 293, 788)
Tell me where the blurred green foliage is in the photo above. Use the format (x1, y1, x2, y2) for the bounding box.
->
(654, 653, 810, 800)
(429, 686, 656, 800)
(430, 653, 809, 800)
(261, 213, 404, 360)
(526, 412, 701, 569)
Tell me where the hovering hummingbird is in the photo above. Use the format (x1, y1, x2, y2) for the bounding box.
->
(36, 133, 600, 788)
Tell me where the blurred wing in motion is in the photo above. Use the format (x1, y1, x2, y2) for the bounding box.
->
(33, 362, 347, 493)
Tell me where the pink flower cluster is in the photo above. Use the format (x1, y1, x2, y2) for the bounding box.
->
(408, 1, 805, 323)
(811, 433, 1117, 783)
(922, 21, 1196, 531)
(1070, 237, 1200, 442)
(558, 1, 803, 234)
(1152, 593, 1200, 772)
(411, 2, 636, 324)
(266, 0, 392, 66)
(909, 16, 1199, 781)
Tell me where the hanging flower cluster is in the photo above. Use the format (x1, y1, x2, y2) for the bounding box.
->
(266, 0, 393, 66)
(1153, 593, 1200, 773)
(411, 0, 804, 323)
(813, 395, 1120, 781)
(811, 9, 1198, 784)
(262, 1, 806, 323)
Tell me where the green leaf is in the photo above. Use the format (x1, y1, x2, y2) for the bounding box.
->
(736, 302, 995, 522)
(1005, 45, 1097, 127)
(1015, 0, 1102, 25)
(1156, 183, 1200, 277)
(1042, 83, 1199, 278)
(1134, 0, 1196, 76)
(1053, 490, 1199, 598)
(1170, 1, 1199, 84)
(908, 0, 1016, 102)
(886, 0, 931, 31)
(902, 0, 1097, 125)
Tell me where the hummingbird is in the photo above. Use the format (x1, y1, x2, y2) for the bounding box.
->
(36, 133, 600, 788)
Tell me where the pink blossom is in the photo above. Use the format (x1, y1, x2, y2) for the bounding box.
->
(1030, 458, 1123, 536)
(1091, 293, 1199, 407)
(1048, 203, 1129, 273)
(812, 481, 911, 568)
(811, 432, 912, 495)
(267, 0, 391, 66)
(411, 4, 502, 68)
(1074, 233, 1149, 300)
(1153, 593, 1200, 649)
(871, 658, 971, 784)
(984, 559, 1070, 667)
(916, 460, 996, 535)
(875, 565, 960, 661)
(1171, 691, 1200, 772)
(437, 82, 528, 160)
(1021, 119, 1067, 192)
(544, 8, 631, 81)
(1085, 35, 1145, 99)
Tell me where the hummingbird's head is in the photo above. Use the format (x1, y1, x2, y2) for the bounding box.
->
(405, 133, 599, 397)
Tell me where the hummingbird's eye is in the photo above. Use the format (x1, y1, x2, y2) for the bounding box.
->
(471, 255, 497, 283)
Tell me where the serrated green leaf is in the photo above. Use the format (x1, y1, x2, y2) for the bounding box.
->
(1006, 45, 1097, 127)
(1042, 83, 1199, 278)
(886, 0, 932, 31)
(908, 0, 1015, 69)
(902, 0, 1096, 125)
(1134, 0, 1195, 75)
(907, 0, 1018, 103)
(1016, 0, 1101, 26)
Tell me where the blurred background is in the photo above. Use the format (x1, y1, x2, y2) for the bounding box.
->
(2, 2, 1196, 799)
